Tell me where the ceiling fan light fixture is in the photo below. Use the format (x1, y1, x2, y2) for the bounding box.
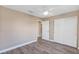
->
(43, 11, 48, 15)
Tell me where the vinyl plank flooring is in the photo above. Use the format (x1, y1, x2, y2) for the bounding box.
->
(2, 39, 79, 54)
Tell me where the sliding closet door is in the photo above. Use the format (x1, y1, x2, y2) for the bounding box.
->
(54, 16, 77, 47)
(42, 21, 49, 40)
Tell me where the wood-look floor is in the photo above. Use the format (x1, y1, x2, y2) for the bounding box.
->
(2, 40, 79, 54)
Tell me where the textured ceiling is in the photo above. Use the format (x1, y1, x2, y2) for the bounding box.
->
(3, 5, 79, 18)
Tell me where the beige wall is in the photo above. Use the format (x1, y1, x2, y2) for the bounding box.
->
(49, 10, 79, 19)
(49, 19, 54, 40)
(77, 13, 79, 48)
(38, 21, 42, 37)
(49, 10, 79, 48)
(0, 6, 41, 51)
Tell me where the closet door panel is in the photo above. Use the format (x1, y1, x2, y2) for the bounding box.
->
(54, 16, 77, 47)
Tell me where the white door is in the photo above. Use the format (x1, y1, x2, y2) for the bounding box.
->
(54, 16, 77, 47)
(42, 21, 49, 40)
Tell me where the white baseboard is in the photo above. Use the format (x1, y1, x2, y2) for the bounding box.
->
(0, 40, 37, 53)
(43, 39, 77, 48)
(43, 39, 54, 42)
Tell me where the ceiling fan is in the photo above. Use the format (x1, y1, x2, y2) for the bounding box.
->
(43, 8, 54, 16)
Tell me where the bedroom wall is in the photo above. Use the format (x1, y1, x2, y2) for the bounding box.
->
(0, 6, 41, 51)
(49, 19, 54, 40)
(77, 13, 79, 48)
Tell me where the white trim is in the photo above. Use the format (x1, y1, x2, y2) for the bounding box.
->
(43, 39, 77, 48)
(43, 39, 54, 42)
(0, 40, 37, 53)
